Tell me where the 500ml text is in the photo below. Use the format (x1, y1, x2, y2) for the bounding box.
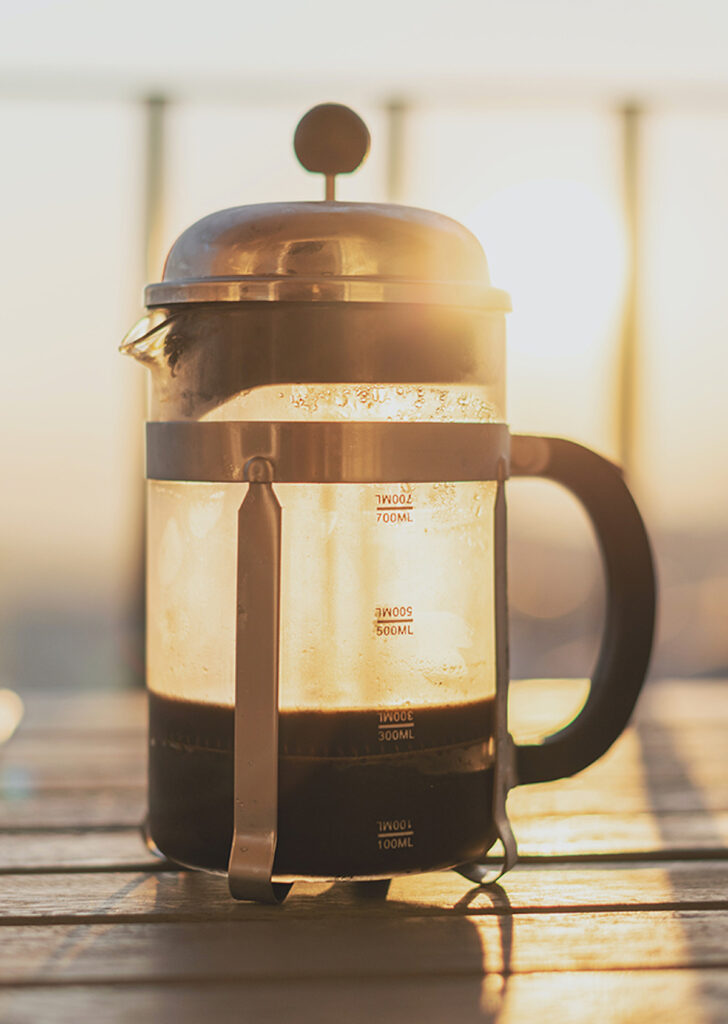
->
(375, 606, 413, 636)
(376, 622, 414, 635)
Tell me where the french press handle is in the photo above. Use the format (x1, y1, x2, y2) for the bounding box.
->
(510, 435, 656, 785)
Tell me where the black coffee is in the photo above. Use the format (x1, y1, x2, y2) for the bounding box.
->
(148, 692, 495, 878)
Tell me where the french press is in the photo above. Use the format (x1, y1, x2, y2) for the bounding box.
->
(122, 104, 655, 903)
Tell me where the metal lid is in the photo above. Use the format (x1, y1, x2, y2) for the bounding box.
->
(145, 104, 511, 311)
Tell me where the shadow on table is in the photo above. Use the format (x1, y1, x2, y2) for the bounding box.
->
(148, 872, 513, 1023)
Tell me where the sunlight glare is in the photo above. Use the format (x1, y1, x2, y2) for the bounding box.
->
(465, 179, 626, 359)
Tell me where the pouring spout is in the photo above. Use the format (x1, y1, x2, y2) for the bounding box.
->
(120, 309, 178, 366)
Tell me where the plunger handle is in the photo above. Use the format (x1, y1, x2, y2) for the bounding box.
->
(294, 103, 370, 200)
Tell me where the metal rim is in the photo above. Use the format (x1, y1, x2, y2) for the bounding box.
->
(144, 277, 512, 309)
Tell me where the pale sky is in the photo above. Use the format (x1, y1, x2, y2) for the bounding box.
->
(2, 0, 728, 93)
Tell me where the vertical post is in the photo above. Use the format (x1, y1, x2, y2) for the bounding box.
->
(615, 103, 642, 475)
(128, 95, 168, 686)
(143, 95, 168, 282)
(385, 97, 408, 203)
(456, 461, 518, 885)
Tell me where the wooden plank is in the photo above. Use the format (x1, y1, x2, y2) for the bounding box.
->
(2, 863, 728, 923)
(5, 686, 726, 809)
(0, 790, 145, 830)
(510, 810, 728, 857)
(5, 722, 726, 797)
(1, 782, 726, 853)
(5, 728, 727, 835)
(509, 676, 728, 739)
(13, 678, 728, 739)
(14, 690, 146, 733)
(637, 678, 728, 725)
(509, 726, 728, 817)
(7, 750, 725, 818)
(0, 814, 725, 874)
(1, 734, 146, 789)
(388, 862, 728, 914)
(2, 971, 727, 1024)
(0, 830, 163, 873)
(2, 680, 725, 855)
(3, 712, 725, 793)
(2, 682, 724, 1024)
(1, 910, 727, 986)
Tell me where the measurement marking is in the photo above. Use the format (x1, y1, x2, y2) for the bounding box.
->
(377, 831, 414, 839)
(376, 506, 413, 511)
(376, 618, 413, 624)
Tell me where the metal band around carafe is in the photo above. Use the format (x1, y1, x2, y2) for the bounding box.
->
(146, 421, 510, 483)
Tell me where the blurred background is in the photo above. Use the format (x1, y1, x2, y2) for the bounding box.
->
(1, 0, 726, 696)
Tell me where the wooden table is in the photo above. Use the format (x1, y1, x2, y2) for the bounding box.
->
(1, 678, 727, 1023)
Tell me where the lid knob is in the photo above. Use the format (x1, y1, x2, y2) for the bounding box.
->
(294, 103, 370, 201)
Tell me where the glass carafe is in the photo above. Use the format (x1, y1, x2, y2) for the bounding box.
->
(124, 302, 508, 879)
